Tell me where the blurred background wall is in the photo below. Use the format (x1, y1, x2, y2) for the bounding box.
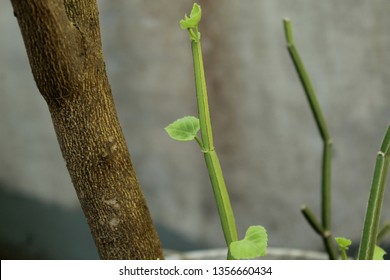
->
(0, 0, 389, 259)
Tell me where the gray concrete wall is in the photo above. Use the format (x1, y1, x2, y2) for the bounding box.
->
(1, 0, 389, 258)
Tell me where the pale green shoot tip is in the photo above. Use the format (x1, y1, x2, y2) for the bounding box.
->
(335, 237, 351, 260)
(180, 3, 201, 42)
(335, 237, 352, 251)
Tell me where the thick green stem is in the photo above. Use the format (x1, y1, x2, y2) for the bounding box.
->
(182, 5, 238, 259)
(284, 18, 336, 259)
(191, 40, 214, 151)
(358, 125, 390, 259)
(204, 151, 239, 251)
(192, 39, 238, 260)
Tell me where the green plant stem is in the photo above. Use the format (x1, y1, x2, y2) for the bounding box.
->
(340, 250, 348, 260)
(301, 206, 338, 259)
(283, 18, 336, 259)
(283, 19, 331, 143)
(204, 150, 238, 248)
(194, 135, 204, 150)
(191, 40, 214, 151)
(358, 125, 390, 260)
(189, 25, 238, 259)
(301, 206, 324, 235)
(377, 223, 390, 244)
(321, 141, 332, 230)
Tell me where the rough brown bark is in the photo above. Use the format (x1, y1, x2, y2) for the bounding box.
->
(10, 0, 164, 259)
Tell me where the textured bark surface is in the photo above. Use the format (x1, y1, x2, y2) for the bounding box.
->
(10, 0, 164, 259)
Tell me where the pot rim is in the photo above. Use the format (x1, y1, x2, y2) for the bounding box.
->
(165, 247, 328, 260)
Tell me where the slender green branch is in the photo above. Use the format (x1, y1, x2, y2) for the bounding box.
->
(301, 205, 324, 235)
(283, 18, 336, 259)
(168, 2, 267, 261)
(381, 126, 390, 154)
(181, 3, 238, 259)
(377, 223, 390, 244)
(321, 140, 333, 230)
(283, 19, 331, 141)
(194, 135, 204, 150)
(301, 206, 338, 259)
(323, 232, 338, 260)
(358, 125, 390, 259)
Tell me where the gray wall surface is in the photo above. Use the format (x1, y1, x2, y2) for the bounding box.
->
(1, 0, 389, 259)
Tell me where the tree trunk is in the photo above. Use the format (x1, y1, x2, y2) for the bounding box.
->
(10, 0, 164, 260)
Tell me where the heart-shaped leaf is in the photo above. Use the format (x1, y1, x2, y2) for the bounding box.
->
(165, 116, 200, 142)
(230, 225, 268, 260)
(373, 245, 386, 260)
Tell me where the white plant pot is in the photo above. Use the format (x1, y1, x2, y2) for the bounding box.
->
(165, 247, 328, 260)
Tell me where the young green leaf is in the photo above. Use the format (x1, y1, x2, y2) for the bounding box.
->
(165, 116, 200, 142)
(180, 3, 201, 42)
(335, 237, 352, 251)
(230, 225, 268, 260)
(180, 3, 201, 29)
(373, 245, 386, 260)
(335, 237, 352, 260)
